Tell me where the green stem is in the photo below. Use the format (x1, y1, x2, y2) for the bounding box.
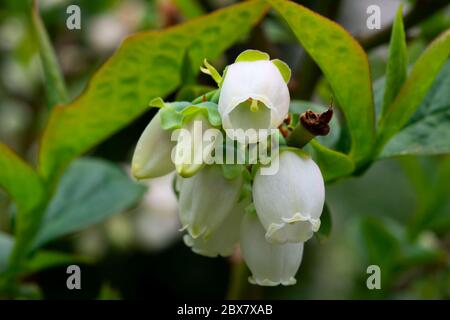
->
(226, 259, 248, 300)
(286, 123, 315, 149)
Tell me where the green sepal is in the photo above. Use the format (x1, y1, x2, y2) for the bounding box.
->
(271, 59, 291, 83)
(221, 164, 245, 180)
(159, 102, 191, 130)
(149, 97, 166, 108)
(159, 101, 221, 130)
(235, 49, 270, 62)
(200, 59, 222, 85)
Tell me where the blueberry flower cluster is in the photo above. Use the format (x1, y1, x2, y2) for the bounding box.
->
(132, 50, 326, 286)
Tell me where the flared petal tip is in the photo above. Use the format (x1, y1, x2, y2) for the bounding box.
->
(248, 276, 297, 286)
(183, 235, 234, 258)
(265, 213, 321, 244)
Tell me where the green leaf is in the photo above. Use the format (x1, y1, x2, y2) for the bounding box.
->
(0, 144, 47, 271)
(309, 140, 354, 182)
(172, 0, 205, 19)
(38, 0, 268, 184)
(176, 85, 215, 101)
(380, 60, 450, 158)
(31, 0, 68, 108)
(269, 0, 375, 167)
(25, 251, 90, 274)
(316, 203, 332, 244)
(377, 29, 450, 152)
(381, 5, 407, 118)
(0, 143, 45, 214)
(33, 158, 145, 248)
(0, 232, 88, 275)
(407, 155, 450, 238)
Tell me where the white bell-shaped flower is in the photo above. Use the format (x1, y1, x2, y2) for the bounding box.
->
(240, 212, 304, 286)
(131, 112, 175, 179)
(253, 148, 325, 244)
(179, 165, 243, 239)
(218, 60, 290, 143)
(183, 198, 248, 257)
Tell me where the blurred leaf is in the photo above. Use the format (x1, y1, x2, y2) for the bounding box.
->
(0, 232, 88, 275)
(176, 85, 215, 101)
(398, 157, 431, 203)
(270, 0, 375, 168)
(0, 144, 47, 273)
(381, 5, 407, 118)
(33, 158, 145, 248)
(0, 232, 13, 273)
(316, 203, 332, 244)
(173, 0, 205, 19)
(377, 29, 450, 153)
(407, 155, 450, 238)
(98, 283, 121, 300)
(38, 0, 268, 185)
(381, 60, 450, 158)
(359, 216, 401, 285)
(398, 240, 446, 271)
(26, 251, 89, 274)
(309, 140, 354, 183)
(0, 143, 44, 214)
(31, 0, 68, 108)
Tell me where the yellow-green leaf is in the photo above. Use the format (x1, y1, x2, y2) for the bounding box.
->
(381, 5, 407, 118)
(0, 143, 44, 214)
(377, 29, 450, 153)
(38, 0, 268, 184)
(31, 0, 68, 108)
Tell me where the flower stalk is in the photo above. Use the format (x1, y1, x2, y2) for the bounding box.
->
(286, 103, 333, 148)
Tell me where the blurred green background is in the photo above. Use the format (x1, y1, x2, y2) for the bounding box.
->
(0, 0, 449, 299)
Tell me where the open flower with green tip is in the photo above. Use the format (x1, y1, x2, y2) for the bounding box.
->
(171, 113, 220, 178)
(217, 50, 291, 143)
(178, 165, 243, 239)
(252, 148, 325, 244)
(131, 98, 221, 180)
(240, 212, 304, 286)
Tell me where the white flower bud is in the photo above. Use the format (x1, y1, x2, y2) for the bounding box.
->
(253, 149, 325, 244)
(172, 114, 219, 178)
(218, 60, 290, 142)
(240, 212, 304, 286)
(131, 112, 175, 179)
(183, 198, 248, 257)
(179, 165, 243, 239)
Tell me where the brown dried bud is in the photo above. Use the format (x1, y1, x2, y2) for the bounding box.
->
(299, 105, 333, 136)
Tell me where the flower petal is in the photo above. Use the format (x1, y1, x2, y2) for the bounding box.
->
(240, 212, 304, 286)
(131, 112, 175, 179)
